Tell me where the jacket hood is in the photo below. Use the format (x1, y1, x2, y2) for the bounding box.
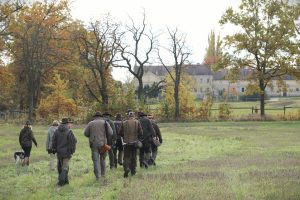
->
(58, 124, 69, 132)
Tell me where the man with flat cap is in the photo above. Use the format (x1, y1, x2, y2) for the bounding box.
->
(52, 118, 77, 186)
(138, 112, 156, 168)
(103, 112, 117, 169)
(119, 111, 143, 177)
(84, 112, 113, 182)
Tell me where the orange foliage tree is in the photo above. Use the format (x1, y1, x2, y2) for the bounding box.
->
(38, 73, 77, 119)
(8, 0, 74, 121)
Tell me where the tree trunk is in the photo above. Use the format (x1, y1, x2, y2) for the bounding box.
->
(174, 81, 180, 121)
(259, 79, 265, 118)
(137, 78, 144, 101)
(99, 71, 109, 109)
(28, 87, 34, 122)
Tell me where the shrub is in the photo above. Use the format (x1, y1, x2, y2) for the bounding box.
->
(198, 96, 213, 120)
(218, 103, 232, 120)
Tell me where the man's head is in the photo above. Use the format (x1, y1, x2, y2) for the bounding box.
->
(103, 112, 112, 119)
(25, 120, 32, 127)
(128, 111, 135, 118)
(52, 120, 59, 126)
(115, 113, 122, 121)
(93, 111, 102, 119)
(61, 118, 73, 128)
(138, 112, 147, 118)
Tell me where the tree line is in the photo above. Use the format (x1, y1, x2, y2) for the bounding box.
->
(0, 0, 299, 122)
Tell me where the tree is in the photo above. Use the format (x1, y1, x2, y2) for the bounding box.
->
(8, 0, 74, 121)
(0, 65, 15, 110)
(159, 28, 191, 121)
(161, 71, 196, 120)
(220, 0, 300, 118)
(75, 15, 122, 109)
(203, 30, 222, 71)
(116, 11, 157, 101)
(0, 0, 23, 43)
(38, 73, 77, 119)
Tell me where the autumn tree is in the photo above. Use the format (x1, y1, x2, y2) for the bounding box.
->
(75, 15, 122, 110)
(8, 0, 74, 121)
(116, 11, 157, 101)
(220, 0, 300, 118)
(203, 30, 222, 71)
(0, 0, 23, 67)
(0, 66, 15, 110)
(38, 73, 77, 119)
(160, 71, 196, 120)
(159, 28, 191, 121)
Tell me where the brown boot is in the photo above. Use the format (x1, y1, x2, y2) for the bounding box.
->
(22, 157, 28, 166)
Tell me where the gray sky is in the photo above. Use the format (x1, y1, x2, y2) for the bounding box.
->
(71, 0, 241, 81)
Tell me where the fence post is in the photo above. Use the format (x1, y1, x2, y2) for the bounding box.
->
(284, 106, 286, 117)
(252, 106, 254, 114)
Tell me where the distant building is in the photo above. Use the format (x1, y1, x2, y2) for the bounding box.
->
(135, 64, 300, 99)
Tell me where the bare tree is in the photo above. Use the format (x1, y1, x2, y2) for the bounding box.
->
(115, 11, 157, 101)
(75, 16, 122, 109)
(158, 28, 191, 121)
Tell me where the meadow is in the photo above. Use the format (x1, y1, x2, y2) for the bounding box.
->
(0, 121, 300, 200)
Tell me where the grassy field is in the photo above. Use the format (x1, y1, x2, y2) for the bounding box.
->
(0, 121, 300, 200)
(148, 97, 300, 118)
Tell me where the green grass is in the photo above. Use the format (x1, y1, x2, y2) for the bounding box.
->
(1, 122, 300, 199)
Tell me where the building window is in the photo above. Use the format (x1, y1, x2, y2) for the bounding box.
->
(207, 78, 210, 83)
(194, 88, 197, 92)
(242, 88, 245, 92)
(296, 88, 299, 92)
(200, 78, 202, 83)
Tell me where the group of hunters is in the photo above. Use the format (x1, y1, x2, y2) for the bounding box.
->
(18, 110, 163, 186)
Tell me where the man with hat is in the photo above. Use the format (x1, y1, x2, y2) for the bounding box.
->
(138, 112, 156, 168)
(148, 115, 162, 166)
(113, 113, 123, 166)
(52, 118, 77, 186)
(119, 111, 143, 177)
(84, 112, 113, 181)
(102, 112, 117, 169)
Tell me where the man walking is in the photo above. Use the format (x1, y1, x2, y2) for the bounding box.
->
(149, 116, 162, 165)
(113, 113, 123, 166)
(119, 111, 143, 178)
(52, 118, 77, 186)
(138, 112, 156, 168)
(46, 120, 59, 171)
(84, 112, 113, 181)
(103, 112, 117, 169)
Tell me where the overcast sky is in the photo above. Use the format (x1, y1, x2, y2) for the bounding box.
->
(70, 0, 241, 81)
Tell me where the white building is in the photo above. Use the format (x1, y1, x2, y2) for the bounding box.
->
(137, 64, 300, 99)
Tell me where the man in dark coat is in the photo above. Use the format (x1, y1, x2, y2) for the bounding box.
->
(149, 116, 162, 165)
(119, 111, 143, 177)
(103, 112, 117, 169)
(19, 121, 38, 166)
(52, 118, 77, 186)
(113, 113, 123, 166)
(138, 112, 156, 168)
